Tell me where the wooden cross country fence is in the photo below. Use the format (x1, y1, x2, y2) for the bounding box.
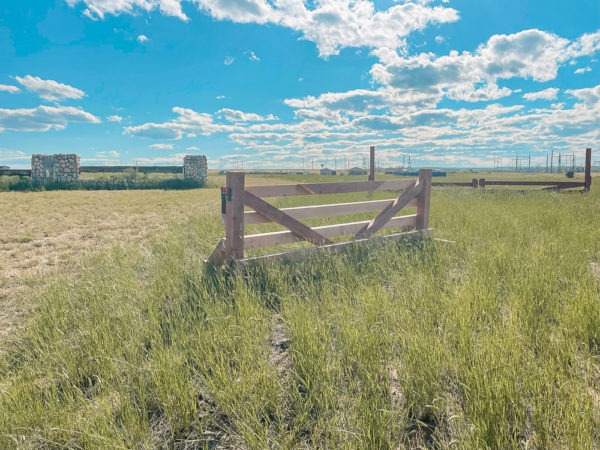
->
(207, 168, 432, 266)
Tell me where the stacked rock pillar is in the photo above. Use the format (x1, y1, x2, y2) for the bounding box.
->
(183, 155, 207, 185)
(31, 154, 80, 183)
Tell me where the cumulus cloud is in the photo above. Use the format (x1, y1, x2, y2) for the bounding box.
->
(566, 84, 600, 107)
(371, 29, 598, 103)
(125, 106, 228, 139)
(66, 0, 459, 58)
(0, 84, 20, 94)
(0, 105, 100, 132)
(137, 34, 149, 43)
(218, 108, 277, 122)
(523, 88, 559, 101)
(66, 0, 189, 21)
(150, 143, 175, 150)
(224, 56, 235, 65)
(15, 75, 86, 102)
(126, 106, 281, 139)
(247, 51, 260, 62)
(107, 114, 123, 122)
(574, 67, 592, 74)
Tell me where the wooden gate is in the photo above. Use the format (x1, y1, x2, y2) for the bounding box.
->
(207, 168, 432, 266)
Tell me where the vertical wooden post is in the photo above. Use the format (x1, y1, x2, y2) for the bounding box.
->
(472, 178, 478, 188)
(584, 147, 592, 192)
(225, 171, 245, 262)
(369, 146, 375, 181)
(479, 178, 486, 188)
(416, 168, 432, 230)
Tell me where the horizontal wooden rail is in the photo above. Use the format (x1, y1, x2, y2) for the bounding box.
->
(481, 180, 585, 187)
(208, 167, 432, 265)
(432, 181, 475, 187)
(240, 229, 430, 265)
(245, 179, 414, 198)
(244, 215, 417, 249)
(244, 198, 417, 225)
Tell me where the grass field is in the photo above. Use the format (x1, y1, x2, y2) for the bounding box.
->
(0, 171, 598, 448)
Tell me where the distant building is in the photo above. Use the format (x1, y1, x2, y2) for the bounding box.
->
(348, 167, 367, 176)
(320, 168, 336, 175)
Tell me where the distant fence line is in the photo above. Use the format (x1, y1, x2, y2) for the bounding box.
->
(0, 154, 207, 185)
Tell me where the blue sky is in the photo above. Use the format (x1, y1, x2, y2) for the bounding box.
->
(0, 0, 598, 169)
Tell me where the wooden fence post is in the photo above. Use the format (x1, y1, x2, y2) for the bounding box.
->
(479, 178, 486, 188)
(585, 147, 592, 192)
(472, 178, 478, 188)
(416, 168, 432, 230)
(369, 146, 375, 181)
(225, 171, 245, 262)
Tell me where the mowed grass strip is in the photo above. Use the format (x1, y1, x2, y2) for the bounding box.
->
(0, 182, 599, 448)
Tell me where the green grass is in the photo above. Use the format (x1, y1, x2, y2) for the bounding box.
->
(0, 182, 599, 448)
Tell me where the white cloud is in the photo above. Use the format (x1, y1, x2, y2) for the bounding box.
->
(66, 0, 459, 58)
(566, 84, 600, 107)
(96, 150, 121, 158)
(218, 108, 277, 122)
(15, 75, 86, 102)
(224, 56, 235, 66)
(186, 146, 199, 150)
(125, 106, 230, 139)
(574, 67, 592, 74)
(370, 29, 595, 104)
(522, 88, 559, 101)
(66, 0, 189, 21)
(0, 105, 100, 132)
(435, 35, 444, 44)
(247, 51, 260, 62)
(126, 106, 282, 140)
(150, 143, 175, 150)
(107, 114, 123, 122)
(134, 153, 189, 165)
(216, 95, 226, 99)
(0, 149, 26, 159)
(0, 84, 20, 94)
(137, 34, 149, 43)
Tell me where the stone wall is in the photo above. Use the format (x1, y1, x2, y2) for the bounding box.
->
(31, 154, 80, 183)
(183, 155, 207, 185)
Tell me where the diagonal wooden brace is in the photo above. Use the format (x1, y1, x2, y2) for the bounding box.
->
(244, 191, 333, 246)
(354, 180, 423, 239)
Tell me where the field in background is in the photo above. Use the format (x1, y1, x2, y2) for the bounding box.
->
(0, 171, 599, 447)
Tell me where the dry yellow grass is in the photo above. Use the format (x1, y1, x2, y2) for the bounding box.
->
(0, 187, 218, 337)
(0, 173, 307, 337)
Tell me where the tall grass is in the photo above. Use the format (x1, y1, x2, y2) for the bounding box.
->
(0, 186, 599, 448)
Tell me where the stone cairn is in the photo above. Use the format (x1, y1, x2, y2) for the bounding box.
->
(31, 154, 80, 183)
(183, 155, 207, 185)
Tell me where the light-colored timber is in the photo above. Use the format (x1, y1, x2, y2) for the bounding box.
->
(244, 198, 417, 225)
(355, 181, 422, 239)
(244, 215, 417, 249)
(245, 179, 415, 198)
(237, 229, 431, 265)
(208, 167, 432, 266)
(244, 191, 333, 246)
